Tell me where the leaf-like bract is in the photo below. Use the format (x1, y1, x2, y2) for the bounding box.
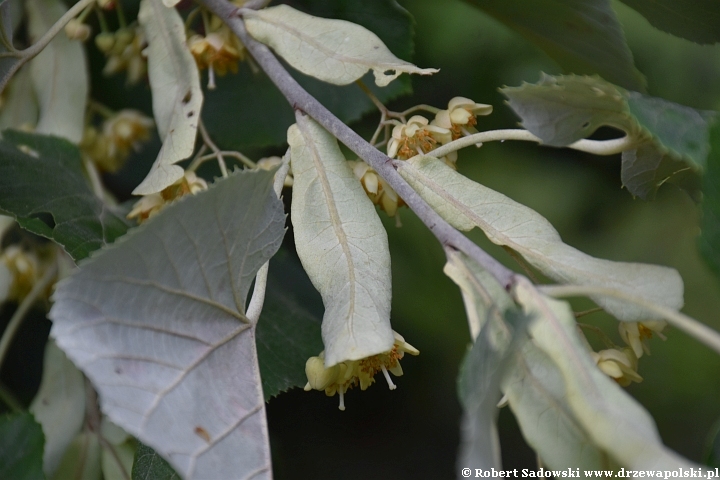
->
(30, 340, 86, 476)
(504, 340, 605, 468)
(467, 0, 645, 91)
(50, 169, 285, 480)
(203, 0, 415, 151)
(289, 115, 393, 366)
(0, 412, 45, 480)
(0, 130, 131, 261)
(26, 0, 87, 143)
(399, 155, 684, 321)
(244, 4, 437, 87)
(445, 253, 604, 469)
(514, 279, 700, 469)
(133, 0, 203, 195)
(0, 66, 38, 130)
(449, 253, 526, 472)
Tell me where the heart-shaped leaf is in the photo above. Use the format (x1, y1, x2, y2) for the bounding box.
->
(50, 169, 285, 479)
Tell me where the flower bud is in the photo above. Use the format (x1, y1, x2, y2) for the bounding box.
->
(65, 19, 91, 42)
(95, 32, 115, 54)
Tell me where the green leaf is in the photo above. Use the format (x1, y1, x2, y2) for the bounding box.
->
(700, 121, 720, 278)
(257, 250, 323, 401)
(502, 74, 717, 200)
(0, 412, 46, 480)
(466, 0, 645, 90)
(289, 115, 393, 367)
(618, 0, 720, 45)
(620, 143, 702, 202)
(202, 0, 414, 150)
(50, 169, 285, 479)
(0, 130, 132, 261)
(626, 92, 716, 168)
(132, 443, 181, 480)
(29, 340, 86, 476)
(503, 74, 635, 147)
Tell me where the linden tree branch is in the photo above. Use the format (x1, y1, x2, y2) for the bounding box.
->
(199, 0, 518, 289)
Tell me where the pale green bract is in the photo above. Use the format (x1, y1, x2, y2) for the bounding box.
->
(26, 0, 87, 143)
(244, 4, 438, 87)
(288, 114, 393, 367)
(29, 340, 86, 477)
(445, 253, 605, 469)
(50, 169, 285, 480)
(398, 155, 684, 321)
(133, 0, 203, 195)
(514, 279, 700, 469)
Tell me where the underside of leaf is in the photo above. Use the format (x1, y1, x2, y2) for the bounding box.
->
(50, 169, 285, 480)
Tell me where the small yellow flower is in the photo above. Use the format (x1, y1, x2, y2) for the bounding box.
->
(591, 347, 642, 387)
(618, 320, 667, 358)
(127, 171, 208, 222)
(81, 110, 154, 173)
(304, 331, 419, 410)
(432, 97, 492, 140)
(349, 160, 404, 217)
(188, 20, 246, 89)
(256, 156, 294, 187)
(387, 115, 451, 160)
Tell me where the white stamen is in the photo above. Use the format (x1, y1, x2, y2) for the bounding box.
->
(208, 65, 217, 90)
(381, 365, 396, 390)
(338, 391, 346, 411)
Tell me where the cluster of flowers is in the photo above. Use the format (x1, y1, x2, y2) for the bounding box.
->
(81, 109, 154, 173)
(188, 19, 246, 89)
(96, 26, 148, 86)
(127, 171, 209, 222)
(63, 1, 148, 86)
(591, 320, 667, 386)
(354, 97, 492, 217)
(0, 217, 58, 305)
(304, 331, 420, 410)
